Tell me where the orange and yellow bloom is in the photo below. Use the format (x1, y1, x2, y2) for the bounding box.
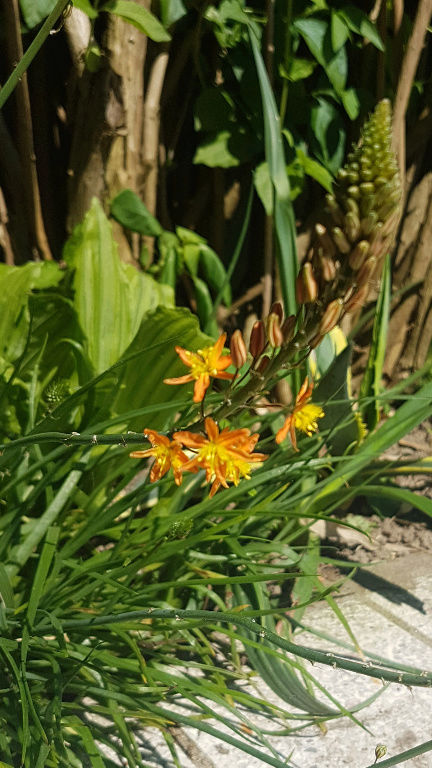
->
(130, 429, 191, 486)
(276, 377, 324, 451)
(164, 333, 234, 403)
(173, 417, 268, 497)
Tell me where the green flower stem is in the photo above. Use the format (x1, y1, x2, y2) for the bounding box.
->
(0, 431, 147, 451)
(33, 607, 432, 688)
(0, 0, 71, 110)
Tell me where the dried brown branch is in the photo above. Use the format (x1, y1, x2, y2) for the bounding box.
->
(392, 0, 432, 182)
(2, 0, 52, 260)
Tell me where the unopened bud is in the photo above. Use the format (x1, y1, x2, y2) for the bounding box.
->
(270, 301, 284, 323)
(357, 256, 377, 287)
(345, 211, 360, 243)
(249, 320, 266, 358)
(360, 211, 377, 237)
(266, 312, 284, 348)
(325, 195, 344, 226)
(332, 227, 351, 254)
(282, 314, 296, 342)
(230, 329, 247, 369)
(315, 223, 336, 258)
(296, 263, 318, 304)
(318, 253, 337, 281)
(349, 240, 370, 270)
(375, 744, 387, 761)
(319, 299, 343, 335)
(344, 284, 369, 313)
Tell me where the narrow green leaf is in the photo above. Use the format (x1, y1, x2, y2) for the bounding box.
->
(26, 526, 59, 627)
(363, 739, 432, 768)
(360, 253, 391, 429)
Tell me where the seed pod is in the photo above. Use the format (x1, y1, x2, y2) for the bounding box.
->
(344, 284, 369, 313)
(249, 320, 266, 358)
(331, 227, 351, 254)
(270, 301, 284, 323)
(357, 256, 377, 287)
(282, 314, 296, 342)
(296, 263, 318, 303)
(230, 329, 248, 369)
(266, 312, 284, 348)
(349, 240, 370, 270)
(319, 299, 343, 335)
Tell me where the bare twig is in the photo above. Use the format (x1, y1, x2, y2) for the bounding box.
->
(2, 0, 53, 260)
(142, 47, 170, 262)
(392, 0, 432, 183)
(0, 187, 15, 264)
(64, 6, 91, 75)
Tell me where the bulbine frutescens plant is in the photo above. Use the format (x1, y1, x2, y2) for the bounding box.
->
(4, 101, 432, 768)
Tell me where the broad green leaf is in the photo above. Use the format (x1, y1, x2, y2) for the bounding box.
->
(199, 244, 232, 307)
(311, 97, 346, 174)
(194, 88, 234, 132)
(360, 254, 391, 429)
(331, 10, 349, 51)
(314, 344, 359, 454)
(63, 198, 173, 374)
(110, 189, 163, 236)
(191, 275, 218, 335)
(159, 0, 186, 27)
(341, 87, 360, 120)
(101, 0, 171, 42)
(339, 5, 384, 51)
(293, 18, 348, 99)
(254, 161, 273, 215)
(112, 305, 212, 430)
(19, 0, 56, 28)
(194, 127, 259, 168)
(296, 149, 333, 193)
(279, 58, 316, 82)
(0, 262, 63, 365)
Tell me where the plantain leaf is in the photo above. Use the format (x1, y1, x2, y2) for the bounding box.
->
(63, 198, 173, 374)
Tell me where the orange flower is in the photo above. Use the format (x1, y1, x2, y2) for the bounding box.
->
(130, 429, 191, 486)
(174, 417, 267, 497)
(276, 377, 324, 451)
(164, 333, 234, 403)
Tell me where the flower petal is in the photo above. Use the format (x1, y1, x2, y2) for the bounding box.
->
(193, 373, 210, 402)
(164, 374, 195, 385)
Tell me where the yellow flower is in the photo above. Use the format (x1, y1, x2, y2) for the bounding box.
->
(164, 333, 234, 403)
(276, 377, 324, 451)
(130, 429, 192, 486)
(174, 417, 267, 497)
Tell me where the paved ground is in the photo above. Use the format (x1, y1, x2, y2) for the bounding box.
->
(132, 552, 432, 768)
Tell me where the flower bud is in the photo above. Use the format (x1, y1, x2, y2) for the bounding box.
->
(360, 212, 377, 236)
(345, 210, 360, 243)
(356, 256, 377, 287)
(349, 240, 370, 270)
(270, 301, 284, 323)
(282, 314, 296, 342)
(230, 329, 248, 369)
(344, 284, 369, 313)
(375, 744, 387, 761)
(331, 227, 351, 254)
(319, 299, 343, 335)
(315, 223, 336, 258)
(318, 253, 337, 281)
(266, 312, 284, 348)
(325, 195, 344, 226)
(249, 320, 266, 358)
(296, 263, 318, 304)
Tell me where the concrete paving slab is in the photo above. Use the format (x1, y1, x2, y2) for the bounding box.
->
(134, 553, 432, 768)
